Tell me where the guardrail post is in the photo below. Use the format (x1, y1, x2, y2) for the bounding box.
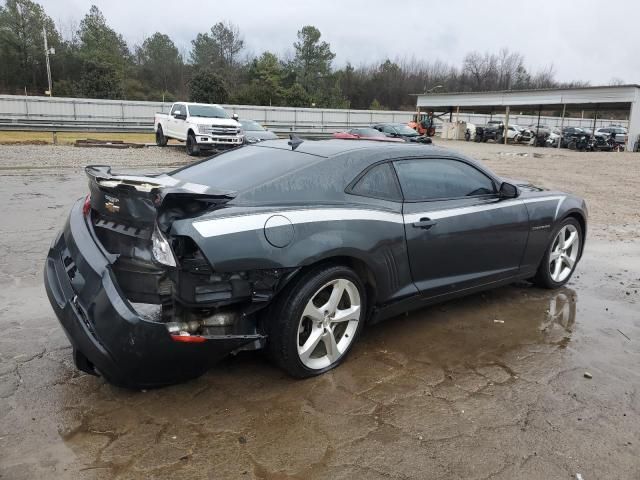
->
(72, 100, 77, 120)
(121, 102, 125, 120)
(321, 110, 324, 132)
(24, 96, 29, 118)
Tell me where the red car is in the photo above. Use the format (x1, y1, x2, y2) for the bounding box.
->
(333, 127, 405, 143)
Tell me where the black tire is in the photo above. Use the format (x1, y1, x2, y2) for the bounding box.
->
(532, 218, 582, 289)
(186, 132, 199, 156)
(267, 264, 367, 378)
(155, 125, 168, 147)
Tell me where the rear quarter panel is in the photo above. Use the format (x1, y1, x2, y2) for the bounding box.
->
(171, 204, 418, 304)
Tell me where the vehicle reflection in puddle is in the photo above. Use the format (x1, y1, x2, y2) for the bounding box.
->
(353, 285, 578, 375)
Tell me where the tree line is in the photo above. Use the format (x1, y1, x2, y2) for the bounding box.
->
(0, 0, 591, 110)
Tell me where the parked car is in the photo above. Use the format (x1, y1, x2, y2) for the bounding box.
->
(45, 139, 587, 388)
(506, 125, 523, 143)
(372, 123, 432, 143)
(333, 127, 405, 142)
(561, 127, 590, 149)
(475, 120, 505, 143)
(595, 126, 628, 146)
(238, 119, 278, 143)
(154, 102, 244, 156)
(546, 128, 562, 148)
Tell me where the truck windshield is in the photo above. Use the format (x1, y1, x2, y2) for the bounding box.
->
(188, 105, 230, 119)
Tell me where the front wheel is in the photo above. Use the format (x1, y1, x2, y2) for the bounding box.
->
(267, 265, 366, 378)
(186, 132, 199, 156)
(533, 218, 582, 289)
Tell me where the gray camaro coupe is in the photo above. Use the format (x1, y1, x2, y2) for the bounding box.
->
(45, 139, 587, 388)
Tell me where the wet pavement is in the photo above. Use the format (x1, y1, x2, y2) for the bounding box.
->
(1, 144, 639, 479)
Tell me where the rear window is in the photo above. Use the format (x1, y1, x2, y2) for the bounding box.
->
(171, 146, 322, 192)
(350, 163, 402, 201)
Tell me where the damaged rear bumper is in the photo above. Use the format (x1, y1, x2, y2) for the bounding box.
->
(44, 199, 262, 388)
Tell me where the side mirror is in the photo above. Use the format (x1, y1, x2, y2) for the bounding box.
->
(499, 182, 518, 198)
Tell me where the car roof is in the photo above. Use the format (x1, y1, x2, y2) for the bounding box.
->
(252, 138, 445, 159)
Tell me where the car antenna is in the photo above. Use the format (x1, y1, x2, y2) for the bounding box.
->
(288, 134, 304, 150)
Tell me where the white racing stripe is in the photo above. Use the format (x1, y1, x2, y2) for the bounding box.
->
(405, 195, 564, 223)
(193, 196, 565, 238)
(193, 208, 403, 237)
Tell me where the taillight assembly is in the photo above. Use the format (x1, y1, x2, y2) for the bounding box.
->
(82, 194, 91, 216)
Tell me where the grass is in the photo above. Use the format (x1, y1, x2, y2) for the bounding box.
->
(0, 131, 161, 145)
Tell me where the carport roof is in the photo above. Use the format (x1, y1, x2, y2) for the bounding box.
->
(414, 85, 640, 113)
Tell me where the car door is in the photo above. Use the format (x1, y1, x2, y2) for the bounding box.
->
(394, 157, 530, 297)
(169, 103, 184, 139)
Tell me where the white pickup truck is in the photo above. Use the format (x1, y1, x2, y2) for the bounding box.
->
(154, 102, 244, 156)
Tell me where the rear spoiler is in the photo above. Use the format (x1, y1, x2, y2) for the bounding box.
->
(85, 166, 236, 229)
(85, 165, 236, 201)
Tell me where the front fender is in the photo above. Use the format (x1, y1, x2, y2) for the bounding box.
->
(520, 193, 587, 271)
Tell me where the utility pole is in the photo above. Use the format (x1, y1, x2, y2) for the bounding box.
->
(43, 27, 54, 96)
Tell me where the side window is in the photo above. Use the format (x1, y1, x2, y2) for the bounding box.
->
(171, 104, 184, 116)
(382, 125, 395, 134)
(393, 159, 496, 201)
(350, 163, 402, 201)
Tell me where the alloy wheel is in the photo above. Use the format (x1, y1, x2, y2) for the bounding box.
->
(297, 278, 361, 370)
(549, 224, 580, 283)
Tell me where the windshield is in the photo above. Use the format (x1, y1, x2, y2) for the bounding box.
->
(393, 124, 419, 135)
(188, 105, 230, 119)
(239, 120, 265, 131)
(352, 128, 385, 137)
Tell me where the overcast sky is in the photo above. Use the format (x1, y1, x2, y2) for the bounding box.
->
(39, 0, 639, 85)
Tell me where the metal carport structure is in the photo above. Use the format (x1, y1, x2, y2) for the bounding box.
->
(414, 85, 640, 151)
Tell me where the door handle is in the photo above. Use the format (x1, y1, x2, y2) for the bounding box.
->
(412, 218, 437, 230)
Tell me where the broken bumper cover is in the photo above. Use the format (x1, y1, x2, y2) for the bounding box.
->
(44, 200, 261, 388)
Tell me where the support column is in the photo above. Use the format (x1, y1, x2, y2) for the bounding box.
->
(504, 106, 510, 145)
(455, 106, 460, 140)
(628, 90, 640, 152)
(592, 105, 598, 136)
(558, 104, 566, 149)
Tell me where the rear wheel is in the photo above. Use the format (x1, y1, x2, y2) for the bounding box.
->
(186, 132, 199, 156)
(533, 218, 582, 289)
(267, 265, 366, 378)
(155, 126, 168, 147)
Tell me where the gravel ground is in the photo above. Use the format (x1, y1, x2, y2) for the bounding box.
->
(0, 141, 639, 480)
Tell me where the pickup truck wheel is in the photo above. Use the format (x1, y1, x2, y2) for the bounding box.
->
(155, 126, 168, 147)
(186, 132, 199, 156)
(267, 265, 366, 378)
